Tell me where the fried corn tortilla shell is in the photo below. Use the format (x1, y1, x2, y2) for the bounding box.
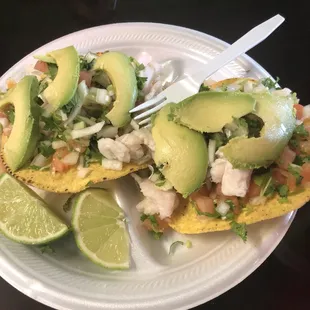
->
(169, 190, 310, 234)
(169, 77, 310, 233)
(1, 136, 148, 193)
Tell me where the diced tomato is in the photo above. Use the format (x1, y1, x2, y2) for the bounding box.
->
(277, 146, 296, 169)
(34, 61, 48, 73)
(300, 140, 310, 155)
(79, 71, 93, 87)
(0, 111, 7, 118)
(194, 196, 215, 214)
(247, 181, 261, 198)
(294, 104, 304, 120)
(190, 185, 210, 200)
(215, 183, 223, 196)
(3, 125, 12, 137)
(272, 168, 288, 185)
(301, 163, 310, 185)
(142, 214, 169, 232)
(6, 79, 16, 90)
(224, 196, 241, 214)
(67, 140, 87, 153)
(52, 147, 70, 173)
(287, 173, 297, 192)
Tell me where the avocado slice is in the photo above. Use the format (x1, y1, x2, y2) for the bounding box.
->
(221, 92, 296, 169)
(152, 103, 208, 197)
(170, 91, 256, 132)
(41, 46, 80, 112)
(0, 76, 40, 172)
(93, 52, 138, 127)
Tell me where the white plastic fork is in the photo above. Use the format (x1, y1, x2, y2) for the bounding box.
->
(130, 14, 285, 127)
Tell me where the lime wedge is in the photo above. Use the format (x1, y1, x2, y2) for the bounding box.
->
(0, 173, 68, 244)
(72, 188, 130, 269)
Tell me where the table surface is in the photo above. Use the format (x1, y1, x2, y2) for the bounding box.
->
(1, 0, 310, 309)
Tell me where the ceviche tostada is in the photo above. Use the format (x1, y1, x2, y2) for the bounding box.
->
(0, 45, 309, 269)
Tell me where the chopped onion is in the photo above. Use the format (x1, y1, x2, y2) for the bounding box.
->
(96, 89, 111, 105)
(85, 52, 98, 63)
(65, 81, 89, 126)
(249, 196, 267, 206)
(59, 110, 68, 121)
(97, 125, 118, 139)
(102, 158, 123, 171)
(215, 201, 230, 216)
(227, 83, 241, 92)
(208, 139, 216, 164)
(272, 88, 291, 97)
(203, 78, 216, 86)
(253, 84, 267, 93)
(149, 172, 161, 183)
(243, 80, 254, 93)
(77, 167, 90, 178)
(31, 153, 49, 167)
(76, 115, 96, 126)
(52, 140, 67, 149)
(71, 121, 105, 139)
(61, 152, 79, 165)
(130, 119, 140, 130)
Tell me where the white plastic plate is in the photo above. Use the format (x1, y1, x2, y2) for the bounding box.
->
(0, 23, 295, 310)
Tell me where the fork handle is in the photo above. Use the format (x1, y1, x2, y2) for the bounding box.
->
(193, 14, 285, 83)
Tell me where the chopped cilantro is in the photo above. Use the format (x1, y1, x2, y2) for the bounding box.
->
(140, 213, 160, 232)
(225, 117, 248, 139)
(47, 63, 58, 80)
(278, 197, 289, 203)
(169, 241, 184, 255)
(167, 107, 176, 121)
(294, 155, 310, 166)
(209, 132, 228, 149)
(151, 231, 163, 240)
(86, 181, 94, 187)
(41, 116, 62, 132)
(199, 84, 211, 92)
(5, 107, 15, 124)
(261, 77, 280, 89)
(79, 56, 95, 71)
(38, 141, 55, 157)
(288, 164, 303, 184)
(140, 213, 148, 222)
(289, 137, 299, 150)
(243, 114, 263, 138)
(192, 199, 221, 218)
(277, 184, 289, 197)
(38, 80, 49, 94)
(28, 165, 41, 171)
(39, 244, 55, 254)
(137, 76, 147, 91)
(254, 172, 275, 197)
(230, 221, 247, 242)
(294, 123, 309, 138)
